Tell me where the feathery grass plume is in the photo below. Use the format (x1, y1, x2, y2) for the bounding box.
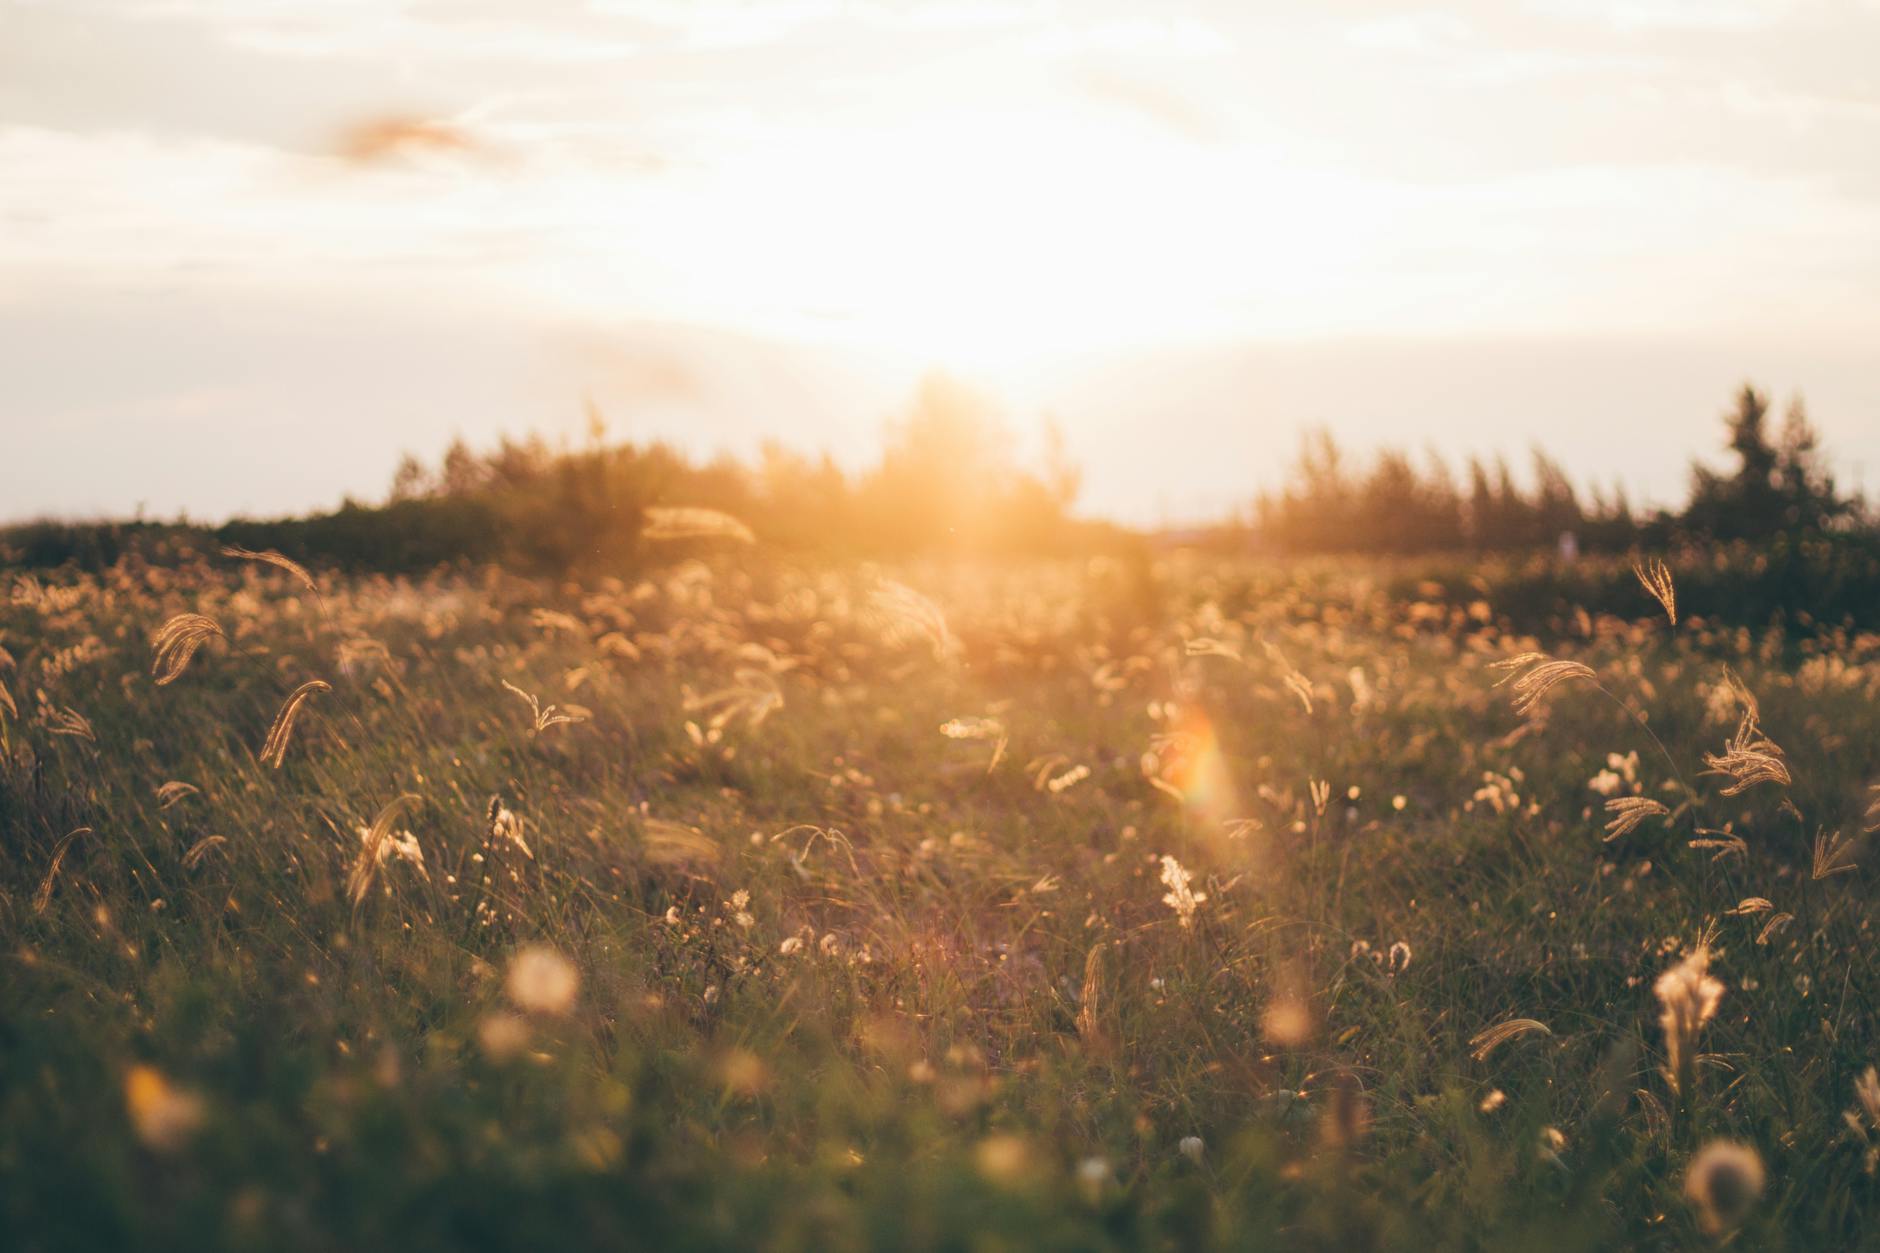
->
(1726, 897, 1774, 915)
(1633, 556, 1677, 626)
(219, 544, 319, 596)
(258, 680, 331, 769)
(335, 636, 392, 677)
(487, 795, 533, 858)
(529, 607, 586, 636)
(347, 793, 421, 907)
(1849, 1067, 1880, 1173)
(1755, 912, 1794, 944)
(640, 818, 722, 868)
(1491, 652, 1598, 715)
(32, 827, 91, 914)
(940, 716, 1008, 773)
(1046, 763, 1091, 794)
(1261, 641, 1315, 714)
(37, 696, 95, 741)
(1469, 1018, 1552, 1062)
(867, 579, 956, 660)
(154, 781, 199, 809)
(683, 668, 783, 730)
(1028, 754, 1070, 791)
(151, 613, 225, 685)
(1702, 674, 1789, 795)
(1812, 828, 1858, 880)
(1858, 1066, 1880, 1128)
(501, 679, 585, 734)
(1683, 1141, 1765, 1237)
(1075, 943, 1107, 1052)
(641, 506, 755, 544)
(1655, 946, 1724, 1098)
(1603, 795, 1670, 841)
(1159, 855, 1206, 927)
(181, 834, 227, 870)
(1689, 829, 1748, 862)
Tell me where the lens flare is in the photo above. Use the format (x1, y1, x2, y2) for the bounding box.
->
(1151, 705, 1239, 831)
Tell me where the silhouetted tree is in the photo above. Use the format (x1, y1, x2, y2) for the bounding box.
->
(1687, 384, 1860, 538)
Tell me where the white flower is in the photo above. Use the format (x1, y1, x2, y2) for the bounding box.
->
(1179, 1135, 1205, 1164)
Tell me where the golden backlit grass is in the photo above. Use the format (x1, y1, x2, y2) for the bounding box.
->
(3, 543, 1880, 1249)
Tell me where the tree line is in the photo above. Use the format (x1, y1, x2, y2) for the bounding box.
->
(1251, 384, 1864, 554)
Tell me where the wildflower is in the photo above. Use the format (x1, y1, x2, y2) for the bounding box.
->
(505, 944, 579, 1015)
(779, 936, 805, 956)
(1159, 856, 1206, 928)
(727, 889, 754, 930)
(1683, 1141, 1765, 1236)
(1178, 1135, 1205, 1164)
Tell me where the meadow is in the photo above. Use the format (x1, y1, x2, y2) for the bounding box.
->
(4, 534, 1880, 1250)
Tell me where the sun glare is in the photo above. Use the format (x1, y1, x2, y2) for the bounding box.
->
(535, 97, 1362, 374)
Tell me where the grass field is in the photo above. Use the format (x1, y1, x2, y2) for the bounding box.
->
(4, 544, 1879, 1250)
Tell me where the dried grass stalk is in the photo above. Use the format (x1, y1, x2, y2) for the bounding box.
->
(151, 614, 224, 685)
(259, 680, 331, 769)
(1469, 1017, 1552, 1062)
(1604, 795, 1670, 841)
(1633, 556, 1677, 626)
(1491, 653, 1598, 715)
(219, 544, 319, 596)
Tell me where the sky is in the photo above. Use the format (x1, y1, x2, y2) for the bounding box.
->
(4, 0, 1879, 526)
